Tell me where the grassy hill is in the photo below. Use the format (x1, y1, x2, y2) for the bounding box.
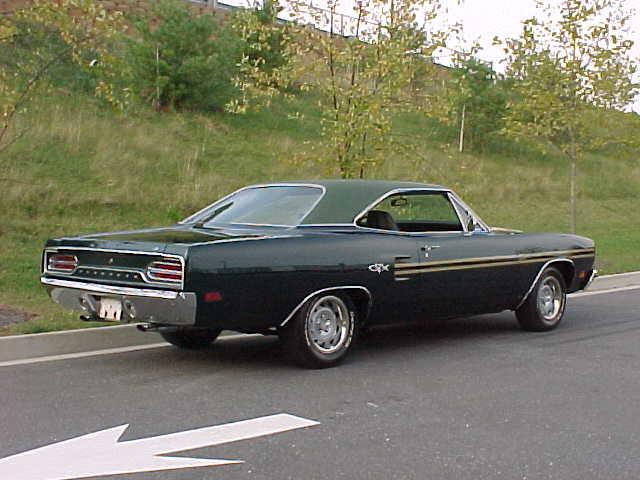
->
(1, 91, 639, 334)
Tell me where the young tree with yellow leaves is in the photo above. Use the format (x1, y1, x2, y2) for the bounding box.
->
(286, 0, 447, 178)
(501, 0, 638, 233)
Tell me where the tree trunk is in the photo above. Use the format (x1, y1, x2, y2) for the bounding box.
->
(569, 156, 577, 234)
(567, 125, 578, 234)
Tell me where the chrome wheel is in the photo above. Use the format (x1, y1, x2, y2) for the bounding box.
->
(537, 275, 564, 322)
(305, 295, 352, 355)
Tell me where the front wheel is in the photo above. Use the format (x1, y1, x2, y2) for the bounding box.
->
(516, 267, 567, 332)
(160, 327, 222, 349)
(279, 293, 356, 369)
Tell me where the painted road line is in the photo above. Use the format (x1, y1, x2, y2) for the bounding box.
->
(0, 413, 320, 480)
(0, 342, 170, 368)
(570, 285, 640, 298)
(596, 271, 640, 279)
(0, 333, 257, 368)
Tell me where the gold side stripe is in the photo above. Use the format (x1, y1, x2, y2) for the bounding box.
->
(395, 249, 595, 270)
(394, 253, 595, 276)
(395, 257, 550, 275)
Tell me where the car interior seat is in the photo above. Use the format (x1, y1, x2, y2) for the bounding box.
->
(362, 210, 398, 231)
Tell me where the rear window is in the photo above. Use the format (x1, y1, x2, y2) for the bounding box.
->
(184, 186, 324, 227)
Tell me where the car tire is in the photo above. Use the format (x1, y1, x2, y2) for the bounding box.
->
(160, 327, 222, 350)
(516, 266, 567, 332)
(279, 293, 357, 369)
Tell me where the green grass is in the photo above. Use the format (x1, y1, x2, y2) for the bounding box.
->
(1, 92, 639, 335)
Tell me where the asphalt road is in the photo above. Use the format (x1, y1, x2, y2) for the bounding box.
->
(2, 289, 639, 480)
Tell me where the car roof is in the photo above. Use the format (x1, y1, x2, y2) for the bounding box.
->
(253, 180, 449, 225)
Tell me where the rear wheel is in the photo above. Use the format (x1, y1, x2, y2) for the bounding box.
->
(279, 293, 356, 369)
(516, 267, 567, 331)
(160, 327, 222, 350)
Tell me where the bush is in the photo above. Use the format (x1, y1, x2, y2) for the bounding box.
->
(125, 0, 240, 112)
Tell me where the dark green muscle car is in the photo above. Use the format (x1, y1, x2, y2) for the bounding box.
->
(41, 180, 596, 368)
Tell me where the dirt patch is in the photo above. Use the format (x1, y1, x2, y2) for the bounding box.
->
(0, 304, 36, 327)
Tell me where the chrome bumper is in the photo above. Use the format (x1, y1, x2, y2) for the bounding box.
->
(584, 269, 598, 290)
(41, 277, 196, 326)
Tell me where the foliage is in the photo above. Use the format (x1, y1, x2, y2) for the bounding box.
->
(0, 0, 126, 153)
(501, 0, 639, 232)
(437, 54, 508, 152)
(125, 0, 240, 112)
(226, 0, 295, 113)
(281, 0, 448, 178)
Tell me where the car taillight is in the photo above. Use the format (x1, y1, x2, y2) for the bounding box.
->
(146, 258, 183, 284)
(47, 254, 78, 273)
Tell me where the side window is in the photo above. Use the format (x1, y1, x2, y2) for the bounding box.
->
(357, 192, 463, 232)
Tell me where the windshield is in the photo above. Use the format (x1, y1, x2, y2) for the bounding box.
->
(183, 185, 324, 227)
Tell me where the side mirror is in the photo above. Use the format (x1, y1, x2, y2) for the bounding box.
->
(467, 217, 482, 232)
(466, 216, 475, 232)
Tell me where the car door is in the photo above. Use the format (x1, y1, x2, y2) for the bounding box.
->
(351, 231, 423, 325)
(411, 231, 529, 318)
(369, 190, 525, 320)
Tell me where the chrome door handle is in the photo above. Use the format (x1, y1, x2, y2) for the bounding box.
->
(421, 245, 440, 258)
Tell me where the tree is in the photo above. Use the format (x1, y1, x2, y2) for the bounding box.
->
(125, 0, 240, 112)
(278, 0, 447, 178)
(0, 0, 125, 152)
(226, 0, 295, 114)
(501, 0, 638, 233)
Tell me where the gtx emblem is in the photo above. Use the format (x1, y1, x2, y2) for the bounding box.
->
(368, 263, 390, 274)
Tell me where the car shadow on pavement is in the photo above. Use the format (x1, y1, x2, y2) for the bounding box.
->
(155, 312, 522, 370)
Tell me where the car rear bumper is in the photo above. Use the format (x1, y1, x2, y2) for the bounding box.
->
(41, 277, 196, 326)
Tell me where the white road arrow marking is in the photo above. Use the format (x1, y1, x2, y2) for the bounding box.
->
(0, 413, 319, 480)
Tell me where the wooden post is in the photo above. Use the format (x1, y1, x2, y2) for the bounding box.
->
(458, 103, 466, 153)
(155, 44, 161, 112)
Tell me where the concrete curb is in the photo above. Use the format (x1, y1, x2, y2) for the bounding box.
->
(0, 324, 163, 363)
(1, 271, 638, 364)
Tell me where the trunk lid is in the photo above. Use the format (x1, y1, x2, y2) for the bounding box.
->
(43, 226, 266, 290)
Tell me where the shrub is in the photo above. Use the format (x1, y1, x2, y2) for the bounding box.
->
(125, 0, 240, 112)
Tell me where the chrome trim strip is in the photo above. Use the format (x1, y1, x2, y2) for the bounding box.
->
(45, 246, 181, 256)
(297, 223, 355, 228)
(179, 183, 327, 227)
(515, 258, 575, 310)
(279, 286, 372, 327)
(40, 277, 180, 299)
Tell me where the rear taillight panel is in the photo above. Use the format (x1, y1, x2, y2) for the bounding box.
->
(146, 257, 184, 285)
(47, 254, 78, 274)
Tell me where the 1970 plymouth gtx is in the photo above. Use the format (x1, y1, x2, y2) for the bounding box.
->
(42, 180, 596, 368)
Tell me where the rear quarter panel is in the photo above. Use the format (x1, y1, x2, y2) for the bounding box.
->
(185, 233, 394, 330)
